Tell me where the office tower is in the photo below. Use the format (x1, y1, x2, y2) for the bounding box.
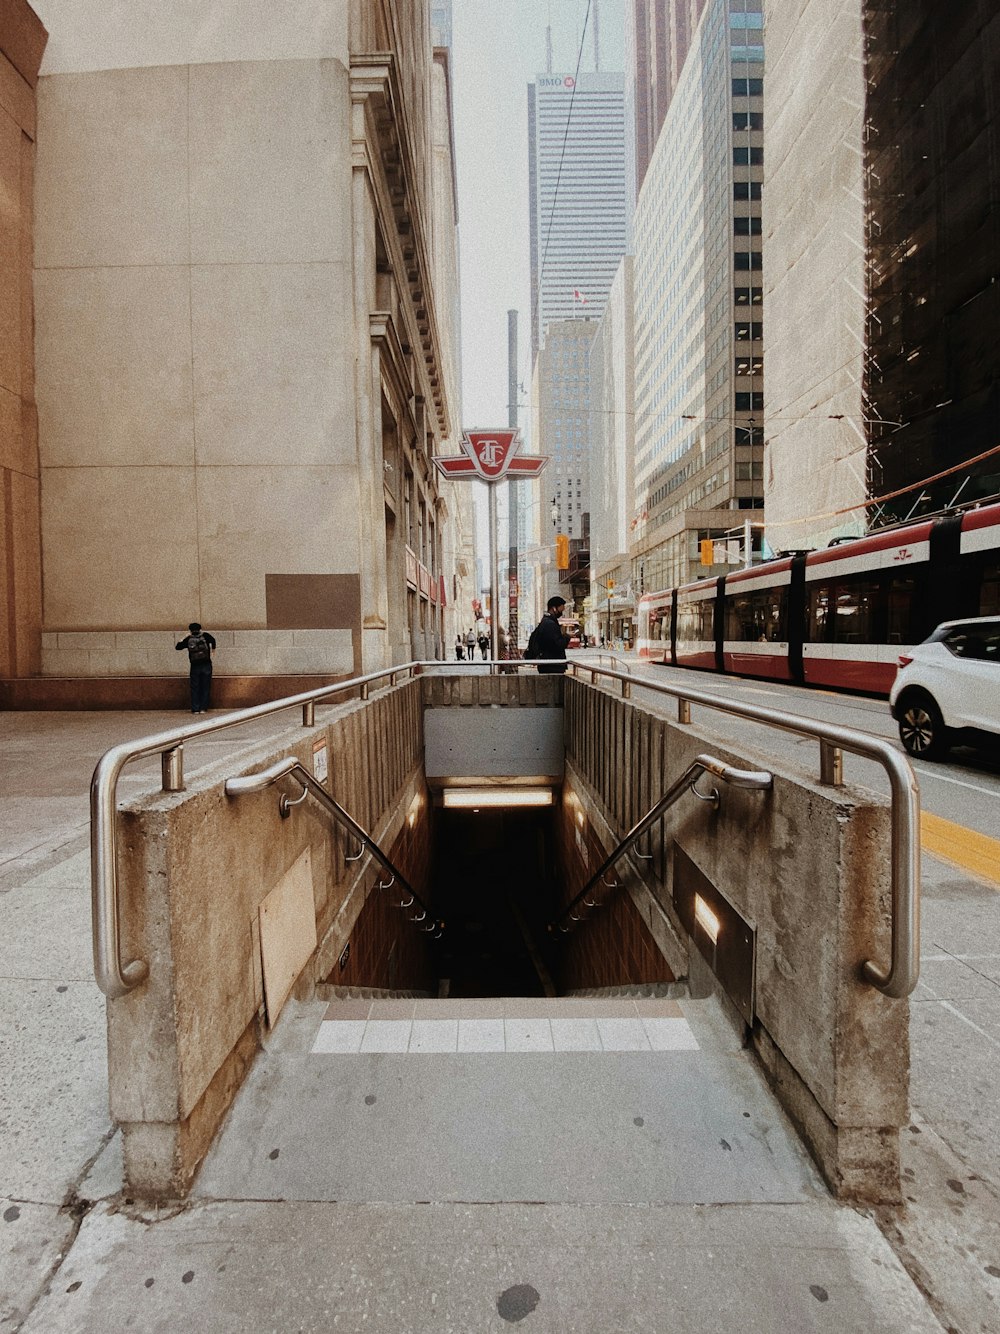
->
(630, 0, 764, 594)
(626, 0, 708, 207)
(864, 0, 1000, 523)
(533, 319, 597, 546)
(528, 70, 627, 361)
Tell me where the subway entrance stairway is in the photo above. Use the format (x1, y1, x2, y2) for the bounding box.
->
(3, 665, 977, 1331)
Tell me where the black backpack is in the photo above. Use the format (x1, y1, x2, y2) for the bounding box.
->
(188, 633, 211, 662)
(524, 627, 541, 660)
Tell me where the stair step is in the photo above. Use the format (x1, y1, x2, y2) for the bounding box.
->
(312, 995, 698, 1054)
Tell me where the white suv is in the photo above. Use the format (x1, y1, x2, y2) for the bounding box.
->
(889, 617, 1000, 760)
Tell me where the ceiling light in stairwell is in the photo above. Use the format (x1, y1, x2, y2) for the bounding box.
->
(442, 789, 554, 809)
(694, 894, 721, 945)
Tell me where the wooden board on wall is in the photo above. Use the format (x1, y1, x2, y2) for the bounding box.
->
(259, 848, 318, 1027)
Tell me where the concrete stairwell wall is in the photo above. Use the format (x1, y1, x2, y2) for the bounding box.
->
(109, 680, 428, 1199)
(562, 678, 908, 1203)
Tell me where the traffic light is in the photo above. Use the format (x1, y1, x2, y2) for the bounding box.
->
(700, 538, 715, 566)
(556, 533, 569, 568)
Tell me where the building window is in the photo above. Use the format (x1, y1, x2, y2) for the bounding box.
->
(734, 251, 763, 270)
(730, 12, 764, 28)
(735, 425, 764, 445)
(733, 147, 764, 166)
(732, 78, 764, 96)
(734, 322, 763, 341)
(734, 216, 762, 235)
(735, 392, 764, 411)
(735, 287, 763, 305)
(733, 112, 764, 131)
(733, 181, 762, 200)
(735, 356, 764, 376)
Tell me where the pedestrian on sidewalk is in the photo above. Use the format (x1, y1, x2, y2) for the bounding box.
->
(478, 630, 490, 660)
(455, 633, 465, 660)
(524, 596, 569, 674)
(465, 627, 477, 659)
(176, 621, 216, 712)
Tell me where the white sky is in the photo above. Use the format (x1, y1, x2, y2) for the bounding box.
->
(451, 0, 626, 436)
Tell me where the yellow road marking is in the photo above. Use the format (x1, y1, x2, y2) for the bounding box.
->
(921, 811, 1000, 887)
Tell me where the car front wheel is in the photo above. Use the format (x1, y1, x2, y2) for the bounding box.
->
(898, 692, 950, 760)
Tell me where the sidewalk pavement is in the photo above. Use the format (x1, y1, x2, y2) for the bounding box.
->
(1, 708, 998, 1331)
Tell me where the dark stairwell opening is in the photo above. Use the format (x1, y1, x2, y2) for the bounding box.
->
(327, 787, 676, 1000)
(428, 806, 562, 997)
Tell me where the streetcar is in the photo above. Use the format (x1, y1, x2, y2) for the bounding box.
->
(636, 499, 1000, 694)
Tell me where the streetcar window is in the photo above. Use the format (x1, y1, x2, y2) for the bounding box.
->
(832, 578, 878, 642)
(982, 560, 1000, 616)
(887, 575, 917, 643)
(808, 584, 831, 641)
(725, 587, 787, 641)
(677, 600, 715, 641)
(649, 613, 663, 642)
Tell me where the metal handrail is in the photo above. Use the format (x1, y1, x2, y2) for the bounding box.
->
(224, 757, 443, 939)
(549, 755, 772, 935)
(91, 656, 920, 1000)
(566, 662, 921, 998)
(90, 662, 423, 998)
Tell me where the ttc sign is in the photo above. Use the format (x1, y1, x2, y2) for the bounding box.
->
(433, 429, 549, 483)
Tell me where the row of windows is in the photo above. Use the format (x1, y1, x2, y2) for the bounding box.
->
(733, 112, 764, 131)
(734, 181, 762, 200)
(732, 78, 764, 96)
(736, 392, 764, 410)
(671, 560, 1000, 649)
(734, 251, 763, 269)
(734, 146, 764, 165)
(734, 216, 762, 235)
(735, 287, 763, 305)
(735, 322, 763, 340)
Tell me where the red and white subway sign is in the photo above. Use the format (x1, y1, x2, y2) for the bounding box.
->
(434, 429, 549, 483)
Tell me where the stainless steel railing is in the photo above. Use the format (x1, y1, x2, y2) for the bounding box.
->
(549, 754, 772, 935)
(568, 662, 920, 998)
(225, 757, 443, 939)
(90, 663, 423, 998)
(91, 656, 919, 1001)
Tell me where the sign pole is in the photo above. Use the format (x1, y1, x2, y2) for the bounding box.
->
(433, 429, 549, 667)
(488, 480, 500, 663)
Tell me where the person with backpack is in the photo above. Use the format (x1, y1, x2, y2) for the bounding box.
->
(524, 596, 569, 674)
(175, 622, 216, 713)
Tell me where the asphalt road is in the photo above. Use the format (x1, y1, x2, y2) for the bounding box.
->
(575, 652, 1000, 843)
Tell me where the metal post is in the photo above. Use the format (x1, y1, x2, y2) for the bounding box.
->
(488, 479, 500, 663)
(678, 699, 691, 725)
(161, 745, 184, 792)
(743, 516, 753, 569)
(820, 740, 844, 786)
(507, 309, 519, 657)
(302, 701, 315, 727)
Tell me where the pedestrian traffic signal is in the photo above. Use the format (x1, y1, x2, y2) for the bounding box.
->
(556, 534, 569, 568)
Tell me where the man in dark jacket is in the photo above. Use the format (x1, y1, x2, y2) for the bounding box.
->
(525, 596, 569, 674)
(175, 622, 216, 712)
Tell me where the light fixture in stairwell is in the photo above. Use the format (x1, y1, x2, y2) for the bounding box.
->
(694, 893, 721, 945)
(442, 789, 554, 809)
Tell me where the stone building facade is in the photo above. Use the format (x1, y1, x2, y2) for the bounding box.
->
(0, 0, 46, 684)
(3, 0, 469, 707)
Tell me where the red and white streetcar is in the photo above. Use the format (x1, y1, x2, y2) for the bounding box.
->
(637, 500, 1000, 694)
